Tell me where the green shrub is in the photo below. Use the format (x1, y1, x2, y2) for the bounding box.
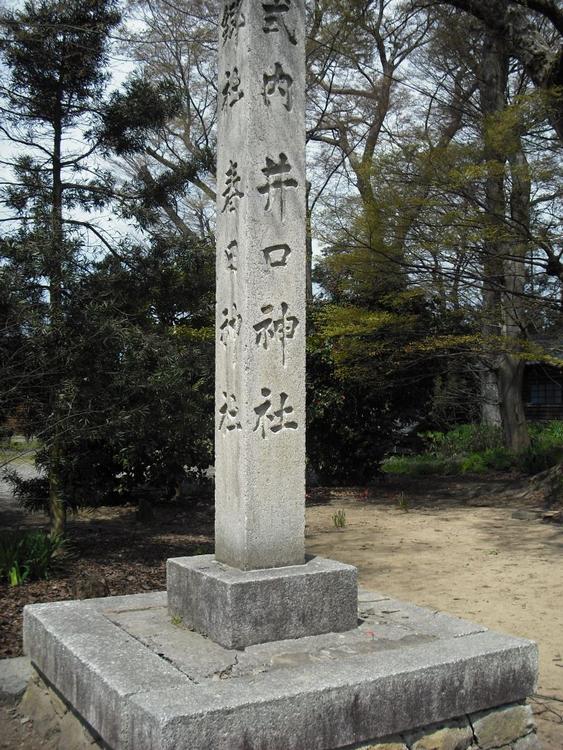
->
(382, 454, 461, 476)
(0, 531, 66, 586)
(460, 453, 488, 473)
(423, 424, 503, 458)
(384, 422, 563, 477)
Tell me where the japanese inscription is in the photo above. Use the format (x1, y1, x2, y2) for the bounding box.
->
(263, 63, 293, 112)
(253, 302, 299, 365)
(263, 243, 292, 268)
(262, 1, 296, 45)
(219, 304, 242, 346)
(221, 0, 245, 45)
(225, 240, 238, 272)
(253, 389, 298, 438)
(219, 393, 242, 432)
(222, 160, 244, 214)
(257, 153, 298, 221)
(222, 68, 244, 110)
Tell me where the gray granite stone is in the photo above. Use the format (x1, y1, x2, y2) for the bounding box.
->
(512, 733, 542, 750)
(24, 588, 537, 750)
(0, 656, 32, 704)
(469, 703, 535, 749)
(213, 0, 307, 572)
(127, 627, 537, 750)
(404, 717, 474, 750)
(167, 554, 358, 648)
(23, 594, 189, 749)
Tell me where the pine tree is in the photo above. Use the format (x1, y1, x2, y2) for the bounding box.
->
(0, 0, 120, 534)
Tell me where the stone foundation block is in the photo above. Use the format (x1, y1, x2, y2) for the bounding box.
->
(23, 590, 538, 750)
(351, 737, 407, 750)
(0, 656, 32, 705)
(405, 717, 474, 750)
(469, 703, 535, 749)
(512, 733, 542, 750)
(167, 554, 358, 648)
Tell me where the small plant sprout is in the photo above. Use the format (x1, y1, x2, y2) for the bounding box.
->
(171, 614, 183, 627)
(397, 492, 409, 512)
(332, 509, 346, 528)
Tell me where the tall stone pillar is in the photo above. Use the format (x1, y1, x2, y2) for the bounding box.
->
(167, 0, 358, 649)
(214, 0, 307, 571)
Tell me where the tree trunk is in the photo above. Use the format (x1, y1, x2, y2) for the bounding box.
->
(479, 32, 507, 432)
(478, 31, 531, 451)
(306, 181, 313, 303)
(48, 101, 66, 536)
(498, 356, 529, 451)
(481, 366, 502, 427)
(498, 133, 532, 452)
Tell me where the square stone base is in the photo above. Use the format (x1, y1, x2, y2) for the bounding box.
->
(23, 590, 538, 750)
(167, 554, 358, 648)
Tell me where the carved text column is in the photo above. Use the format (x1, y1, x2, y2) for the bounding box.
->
(215, 0, 306, 570)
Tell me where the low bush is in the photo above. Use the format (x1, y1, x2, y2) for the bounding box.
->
(0, 530, 67, 586)
(383, 421, 563, 477)
(383, 454, 461, 476)
(423, 424, 503, 458)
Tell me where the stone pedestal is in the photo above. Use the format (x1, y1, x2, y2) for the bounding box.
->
(22, 590, 539, 750)
(167, 555, 358, 648)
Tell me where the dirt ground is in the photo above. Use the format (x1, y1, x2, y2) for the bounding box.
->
(0, 473, 562, 748)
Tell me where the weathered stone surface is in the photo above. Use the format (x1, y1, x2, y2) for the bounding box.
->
(404, 718, 474, 750)
(214, 0, 307, 572)
(347, 737, 407, 750)
(512, 732, 542, 750)
(364, 599, 487, 639)
(128, 630, 537, 749)
(23, 591, 538, 750)
(23, 593, 188, 749)
(167, 554, 358, 648)
(0, 656, 32, 705)
(470, 703, 535, 749)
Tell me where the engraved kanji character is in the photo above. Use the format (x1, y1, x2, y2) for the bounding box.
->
(219, 304, 242, 346)
(222, 160, 244, 213)
(219, 392, 242, 432)
(257, 153, 298, 221)
(253, 389, 298, 438)
(221, 0, 245, 44)
(263, 63, 293, 112)
(262, 0, 296, 45)
(263, 243, 291, 268)
(222, 68, 244, 110)
(225, 240, 238, 271)
(253, 302, 299, 365)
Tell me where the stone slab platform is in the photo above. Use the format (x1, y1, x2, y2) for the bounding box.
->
(167, 554, 358, 648)
(23, 590, 538, 750)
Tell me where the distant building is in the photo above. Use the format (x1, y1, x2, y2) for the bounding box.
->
(523, 337, 563, 421)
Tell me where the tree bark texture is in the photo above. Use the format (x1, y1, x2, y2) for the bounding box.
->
(479, 32, 530, 451)
(48, 97, 67, 536)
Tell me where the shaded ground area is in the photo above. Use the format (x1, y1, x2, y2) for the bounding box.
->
(0, 472, 561, 748)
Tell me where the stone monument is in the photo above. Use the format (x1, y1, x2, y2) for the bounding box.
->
(21, 2, 541, 749)
(166, 0, 358, 650)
